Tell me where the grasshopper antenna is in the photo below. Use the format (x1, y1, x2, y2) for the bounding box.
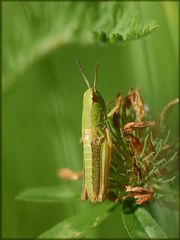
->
(75, 57, 91, 88)
(93, 62, 99, 92)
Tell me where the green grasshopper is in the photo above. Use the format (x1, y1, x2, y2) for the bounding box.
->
(75, 58, 120, 202)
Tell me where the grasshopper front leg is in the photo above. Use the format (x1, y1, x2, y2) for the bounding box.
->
(107, 94, 121, 118)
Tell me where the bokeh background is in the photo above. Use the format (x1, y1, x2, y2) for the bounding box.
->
(2, 1, 179, 238)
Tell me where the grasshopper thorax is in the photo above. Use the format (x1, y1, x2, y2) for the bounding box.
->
(83, 88, 105, 107)
(83, 88, 106, 129)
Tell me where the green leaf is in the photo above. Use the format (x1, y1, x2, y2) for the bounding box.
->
(125, 16, 158, 41)
(38, 201, 116, 238)
(3, 2, 158, 92)
(15, 186, 80, 203)
(121, 206, 168, 239)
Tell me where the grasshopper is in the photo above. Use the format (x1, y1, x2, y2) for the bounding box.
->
(75, 58, 120, 202)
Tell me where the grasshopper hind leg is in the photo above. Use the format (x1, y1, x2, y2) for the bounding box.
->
(98, 128, 112, 202)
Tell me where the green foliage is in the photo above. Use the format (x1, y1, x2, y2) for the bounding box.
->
(38, 201, 116, 238)
(16, 186, 80, 203)
(121, 205, 168, 239)
(3, 1, 158, 92)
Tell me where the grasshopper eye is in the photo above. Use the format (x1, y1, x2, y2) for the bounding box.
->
(92, 92, 99, 102)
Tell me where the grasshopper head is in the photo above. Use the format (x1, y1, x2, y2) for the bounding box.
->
(83, 88, 105, 106)
(76, 58, 106, 126)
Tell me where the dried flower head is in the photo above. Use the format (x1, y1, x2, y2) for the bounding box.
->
(109, 88, 179, 205)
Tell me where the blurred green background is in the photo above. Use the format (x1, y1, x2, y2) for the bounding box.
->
(2, 1, 179, 238)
